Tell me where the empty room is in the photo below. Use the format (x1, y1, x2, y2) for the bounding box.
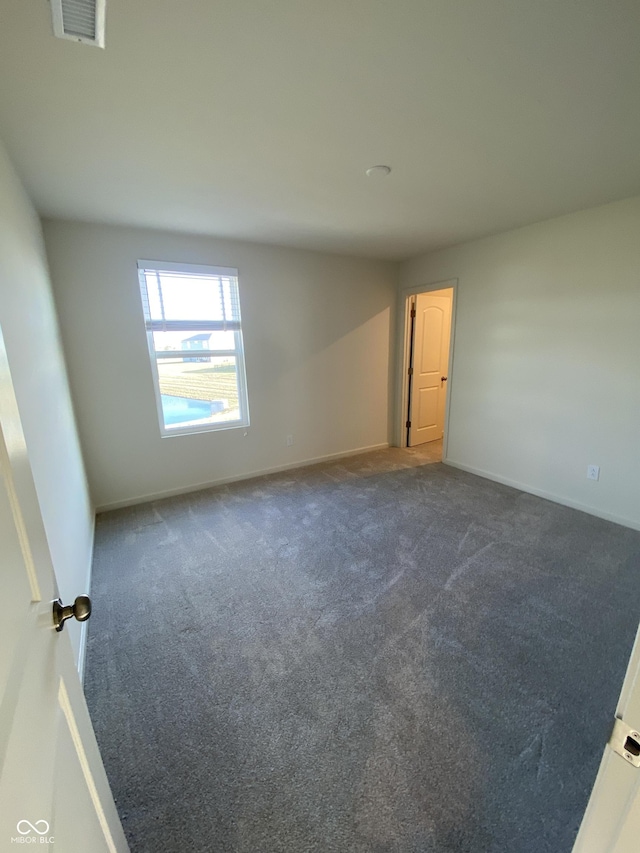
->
(1, 1, 639, 852)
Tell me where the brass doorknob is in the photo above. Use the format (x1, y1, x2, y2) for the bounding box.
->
(52, 595, 92, 632)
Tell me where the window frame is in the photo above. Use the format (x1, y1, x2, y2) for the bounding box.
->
(137, 259, 250, 437)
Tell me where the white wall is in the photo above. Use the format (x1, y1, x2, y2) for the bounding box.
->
(0, 141, 93, 666)
(43, 220, 397, 510)
(401, 196, 640, 530)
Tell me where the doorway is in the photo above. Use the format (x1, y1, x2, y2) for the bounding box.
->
(402, 285, 454, 452)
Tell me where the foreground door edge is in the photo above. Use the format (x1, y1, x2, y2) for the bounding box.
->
(0, 320, 129, 851)
(572, 621, 640, 853)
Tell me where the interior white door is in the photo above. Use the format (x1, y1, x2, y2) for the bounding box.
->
(408, 289, 452, 447)
(572, 619, 640, 853)
(0, 326, 128, 851)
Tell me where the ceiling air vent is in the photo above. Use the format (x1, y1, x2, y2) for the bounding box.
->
(51, 0, 106, 48)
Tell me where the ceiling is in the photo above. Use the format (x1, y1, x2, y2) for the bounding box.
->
(0, 0, 639, 259)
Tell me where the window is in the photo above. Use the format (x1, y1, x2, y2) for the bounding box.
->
(137, 260, 249, 436)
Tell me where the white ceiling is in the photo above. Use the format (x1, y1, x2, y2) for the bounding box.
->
(0, 0, 639, 259)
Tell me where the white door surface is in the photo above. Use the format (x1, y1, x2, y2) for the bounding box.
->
(572, 621, 640, 853)
(0, 327, 128, 851)
(408, 289, 452, 447)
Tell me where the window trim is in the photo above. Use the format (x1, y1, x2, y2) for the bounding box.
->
(137, 260, 250, 438)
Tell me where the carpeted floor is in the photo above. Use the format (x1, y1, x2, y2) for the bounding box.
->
(85, 444, 640, 853)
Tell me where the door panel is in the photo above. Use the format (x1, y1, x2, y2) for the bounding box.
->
(417, 386, 438, 431)
(419, 307, 443, 373)
(54, 676, 119, 852)
(409, 289, 452, 447)
(0, 324, 127, 851)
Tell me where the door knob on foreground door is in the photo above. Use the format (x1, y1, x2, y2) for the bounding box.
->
(52, 595, 92, 632)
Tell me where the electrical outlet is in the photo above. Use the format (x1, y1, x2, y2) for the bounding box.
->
(286, 434, 294, 446)
(587, 465, 600, 481)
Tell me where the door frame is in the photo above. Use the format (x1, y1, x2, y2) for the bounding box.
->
(396, 278, 458, 452)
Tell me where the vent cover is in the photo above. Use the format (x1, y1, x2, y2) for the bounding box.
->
(51, 0, 106, 48)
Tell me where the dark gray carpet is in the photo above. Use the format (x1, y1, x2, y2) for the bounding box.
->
(85, 447, 640, 853)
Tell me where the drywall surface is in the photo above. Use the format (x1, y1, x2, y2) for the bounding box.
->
(0, 141, 93, 665)
(401, 196, 640, 529)
(43, 220, 396, 509)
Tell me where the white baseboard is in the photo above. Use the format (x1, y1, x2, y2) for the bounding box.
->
(96, 443, 390, 513)
(443, 458, 640, 532)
